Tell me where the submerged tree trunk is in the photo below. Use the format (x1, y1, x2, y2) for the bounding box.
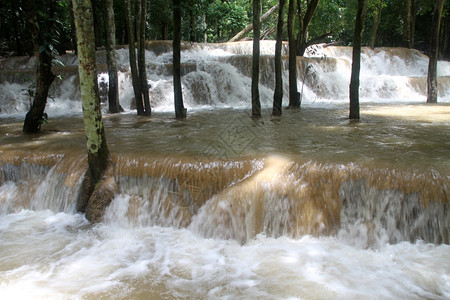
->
(288, 0, 300, 108)
(228, 3, 279, 42)
(73, 0, 113, 222)
(173, 0, 186, 119)
(23, 48, 55, 133)
(252, 0, 262, 118)
(104, 0, 121, 113)
(349, 0, 368, 119)
(427, 0, 445, 103)
(296, 0, 320, 56)
(138, 0, 151, 115)
(22, 0, 56, 133)
(273, 0, 286, 116)
(124, 0, 144, 115)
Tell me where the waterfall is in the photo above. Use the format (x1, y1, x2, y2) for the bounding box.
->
(1, 41, 449, 299)
(1, 41, 449, 116)
(1, 152, 448, 246)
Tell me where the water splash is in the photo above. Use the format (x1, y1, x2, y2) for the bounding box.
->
(1, 152, 447, 245)
(1, 42, 449, 117)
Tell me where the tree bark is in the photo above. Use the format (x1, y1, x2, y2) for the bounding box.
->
(138, 0, 151, 115)
(369, 1, 382, 49)
(124, 0, 144, 115)
(173, 0, 186, 119)
(349, 0, 368, 119)
(228, 3, 279, 42)
(288, 0, 300, 108)
(189, 0, 196, 42)
(104, 0, 121, 113)
(22, 0, 56, 133)
(296, 0, 320, 56)
(252, 0, 262, 118)
(402, 0, 411, 48)
(409, 0, 416, 48)
(73, 0, 109, 184)
(273, 0, 287, 116)
(427, 0, 445, 103)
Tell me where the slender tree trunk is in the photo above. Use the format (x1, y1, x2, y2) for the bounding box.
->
(23, 0, 56, 134)
(273, 0, 287, 116)
(442, 15, 449, 60)
(288, 0, 300, 108)
(162, 22, 169, 40)
(228, 3, 279, 42)
(252, 0, 262, 118)
(74, 0, 115, 223)
(173, 0, 186, 119)
(409, 0, 416, 48)
(189, 0, 196, 42)
(369, 1, 382, 49)
(296, 0, 320, 56)
(104, 0, 121, 113)
(70, 1, 78, 53)
(12, 2, 25, 56)
(203, 14, 208, 43)
(349, 0, 368, 119)
(138, 0, 151, 115)
(73, 0, 109, 182)
(23, 50, 55, 133)
(124, 0, 144, 115)
(402, 0, 411, 48)
(427, 0, 445, 103)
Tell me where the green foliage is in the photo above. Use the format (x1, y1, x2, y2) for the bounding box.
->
(0, 0, 448, 56)
(309, 0, 345, 43)
(205, 0, 248, 42)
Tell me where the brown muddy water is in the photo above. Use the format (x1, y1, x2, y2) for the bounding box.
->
(0, 42, 449, 299)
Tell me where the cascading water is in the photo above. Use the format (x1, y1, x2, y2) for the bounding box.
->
(0, 41, 449, 299)
(1, 41, 449, 116)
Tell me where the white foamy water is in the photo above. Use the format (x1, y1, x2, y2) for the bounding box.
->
(1, 42, 449, 299)
(1, 209, 449, 300)
(1, 42, 449, 117)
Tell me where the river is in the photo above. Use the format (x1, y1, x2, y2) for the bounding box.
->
(0, 41, 449, 299)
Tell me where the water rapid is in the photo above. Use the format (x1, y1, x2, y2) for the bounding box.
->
(0, 41, 449, 299)
(1, 41, 449, 116)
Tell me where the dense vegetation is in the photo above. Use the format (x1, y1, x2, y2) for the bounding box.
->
(1, 0, 448, 59)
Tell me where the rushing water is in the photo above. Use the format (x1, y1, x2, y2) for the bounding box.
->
(0, 42, 449, 299)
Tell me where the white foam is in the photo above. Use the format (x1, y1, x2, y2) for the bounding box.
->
(2, 44, 449, 118)
(0, 210, 448, 299)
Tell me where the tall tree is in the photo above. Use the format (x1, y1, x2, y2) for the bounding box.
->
(173, 0, 186, 119)
(288, 0, 300, 108)
(409, 0, 416, 48)
(124, 0, 145, 115)
(73, 0, 109, 183)
(137, 0, 151, 115)
(402, 0, 412, 47)
(427, 0, 446, 103)
(349, 0, 368, 119)
(73, 0, 115, 223)
(369, 0, 383, 48)
(22, 0, 57, 133)
(296, 0, 320, 56)
(252, 0, 262, 118)
(273, 0, 287, 116)
(104, 0, 121, 113)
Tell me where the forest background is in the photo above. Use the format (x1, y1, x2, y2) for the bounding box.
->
(1, 0, 449, 60)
